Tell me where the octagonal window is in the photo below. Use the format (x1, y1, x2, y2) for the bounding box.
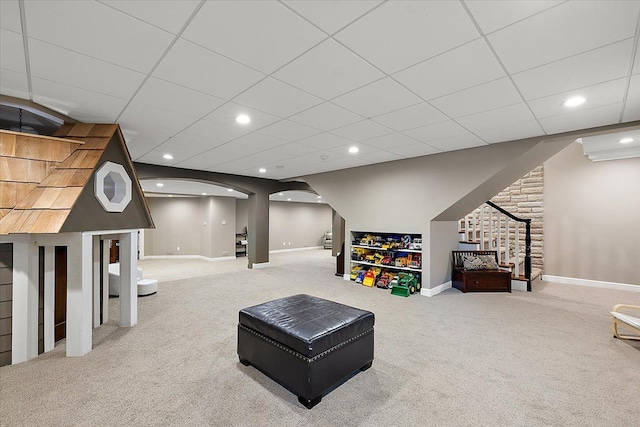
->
(95, 162, 132, 212)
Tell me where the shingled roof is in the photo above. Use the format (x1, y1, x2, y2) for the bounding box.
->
(0, 124, 153, 235)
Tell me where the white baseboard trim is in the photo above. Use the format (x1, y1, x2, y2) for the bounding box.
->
(269, 246, 323, 254)
(421, 281, 452, 297)
(140, 255, 236, 262)
(542, 275, 640, 292)
(251, 262, 270, 269)
(343, 274, 351, 281)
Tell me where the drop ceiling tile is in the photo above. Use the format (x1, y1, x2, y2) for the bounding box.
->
(0, 69, 29, 99)
(134, 77, 225, 119)
(538, 103, 623, 134)
(634, 42, 640, 75)
(424, 133, 487, 152)
(120, 123, 176, 146)
(282, 1, 383, 35)
(148, 131, 228, 160)
(99, 0, 200, 34)
(1, 29, 26, 73)
(456, 103, 536, 131)
(527, 79, 628, 119)
(384, 142, 441, 158)
(394, 38, 506, 101)
(358, 132, 417, 150)
(330, 120, 393, 142)
(203, 102, 280, 130)
(257, 120, 321, 141)
(513, 40, 633, 100)
(233, 133, 289, 150)
(358, 150, 404, 163)
(404, 120, 474, 144)
(430, 77, 522, 118)
(177, 150, 250, 169)
(25, 0, 174, 73)
(288, 102, 363, 131)
(264, 142, 319, 159)
(182, 119, 247, 143)
(487, 1, 640, 74)
(298, 133, 355, 149)
(468, 120, 545, 144)
(31, 77, 128, 122)
(622, 99, 640, 123)
(626, 74, 640, 102)
(372, 102, 449, 132)
(334, 1, 479, 74)
(153, 39, 265, 99)
(28, 39, 145, 99)
(182, 0, 325, 74)
(233, 77, 323, 118)
(464, 0, 563, 34)
(119, 101, 198, 132)
(0, 0, 21, 33)
(273, 39, 384, 100)
(332, 78, 422, 118)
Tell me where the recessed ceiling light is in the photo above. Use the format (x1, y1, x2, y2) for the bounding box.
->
(348, 146, 359, 154)
(168, 195, 173, 198)
(278, 192, 284, 196)
(162, 153, 174, 160)
(317, 200, 321, 203)
(618, 137, 634, 144)
(156, 183, 164, 187)
(317, 195, 321, 199)
(236, 114, 251, 125)
(563, 96, 585, 107)
(287, 198, 292, 201)
(227, 188, 233, 192)
(202, 193, 207, 196)
(259, 168, 266, 173)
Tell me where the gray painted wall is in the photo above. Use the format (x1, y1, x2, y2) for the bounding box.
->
(544, 143, 640, 286)
(145, 198, 332, 257)
(269, 201, 332, 250)
(144, 196, 236, 258)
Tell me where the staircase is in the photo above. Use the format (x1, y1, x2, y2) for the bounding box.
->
(458, 201, 542, 291)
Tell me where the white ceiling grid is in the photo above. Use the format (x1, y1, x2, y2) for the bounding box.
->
(0, 0, 638, 184)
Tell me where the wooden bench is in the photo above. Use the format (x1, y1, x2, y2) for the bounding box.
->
(611, 304, 640, 340)
(452, 250, 511, 293)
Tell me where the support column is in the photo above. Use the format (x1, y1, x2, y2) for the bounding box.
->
(66, 233, 93, 357)
(43, 246, 55, 353)
(102, 239, 109, 324)
(119, 231, 137, 327)
(247, 191, 270, 269)
(92, 235, 101, 328)
(11, 238, 38, 364)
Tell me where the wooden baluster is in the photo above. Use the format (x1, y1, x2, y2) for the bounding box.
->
(480, 205, 485, 250)
(505, 219, 510, 269)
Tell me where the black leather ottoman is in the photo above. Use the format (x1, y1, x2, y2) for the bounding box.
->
(237, 294, 374, 409)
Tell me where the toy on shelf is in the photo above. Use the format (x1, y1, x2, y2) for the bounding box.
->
(350, 265, 364, 280)
(390, 272, 421, 297)
(355, 270, 366, 284)
(375, 272, 394, 289)
(409, 253, 421, 269)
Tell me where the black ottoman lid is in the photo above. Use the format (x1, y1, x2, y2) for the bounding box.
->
(239, 294, 374, 358)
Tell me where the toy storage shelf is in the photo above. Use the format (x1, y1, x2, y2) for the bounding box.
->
(351, 260, 421, 273)
(349, 231, 423, 294)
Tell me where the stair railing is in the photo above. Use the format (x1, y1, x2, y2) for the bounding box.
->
(460, 201, 532, 291)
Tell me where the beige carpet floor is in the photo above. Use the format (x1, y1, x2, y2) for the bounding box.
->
(1, 250, 638, 426)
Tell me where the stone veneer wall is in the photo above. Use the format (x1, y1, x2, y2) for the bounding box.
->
(489, 165, 544, 272)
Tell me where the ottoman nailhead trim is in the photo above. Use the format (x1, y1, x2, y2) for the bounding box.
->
(238, 324, 373, 363)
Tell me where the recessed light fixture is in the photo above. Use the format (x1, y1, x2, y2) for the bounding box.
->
(227, 188, 233, 192)
(259, 168, 266, 173)
(168, 195, 173, 198)
(236, 114, 251, 125)
(563, 96, 585, 107)
(618, 137, 634, 144)
(278, 192, 284, 196)
(287, 198, 292, 201)
(202, 193, 207, 196)
(163, 153, 174, 160)
(317, 200, 321, 203)
(317, 195, 321, 199)
(349, 146, 359, 154)
(156, 183, 164, 187)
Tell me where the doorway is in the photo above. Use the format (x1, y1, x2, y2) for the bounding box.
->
(54, 246, 67, 342)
